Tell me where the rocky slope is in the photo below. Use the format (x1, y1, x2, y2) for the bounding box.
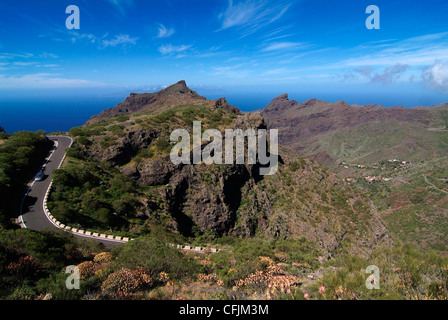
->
(261, 94, 448, 166)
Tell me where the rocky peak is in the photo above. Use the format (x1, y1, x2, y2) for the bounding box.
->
(214, 97, 240, 114)
(263, 93, 297, 114)
(274, 93, 289, 101)
(86, 80, 207, 124)
(161, 80, 202, 97)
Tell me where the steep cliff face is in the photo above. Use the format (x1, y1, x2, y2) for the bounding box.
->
(99, 127, 159, 166)
(130, 111, 273, 238)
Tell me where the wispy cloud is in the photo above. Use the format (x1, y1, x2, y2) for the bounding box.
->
(322, 32, 448, 91)
(341, 32, 448, 68)
(0, 52, 34, 60)
(101, 34, 138, 48)
(0, 51, 60, 71)
(370, 64, 409, 84)
(211, 63, 253, 79)
(36, 64, 60, 68)
(261, 42, 306, 52)
(354, 67, 373, 76)
(0, 73, 108, 88)
(156, 24, 175, 39)
(106, 0, 134, 17)
(69, 32, 99, 44)
(217, 0, 291, 36)
(158, 44, 192, 55)
(13, 61, 38, 67)
(342, 64, 408, 84)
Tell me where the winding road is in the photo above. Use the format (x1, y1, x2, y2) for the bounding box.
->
(19, 136, 124, 248)
(423, 174, 448, 195)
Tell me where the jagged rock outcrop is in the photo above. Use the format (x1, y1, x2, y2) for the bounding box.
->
(94, 127, 159, 166)
(130, 112, 271, 237)
(214, 97, 240, 114)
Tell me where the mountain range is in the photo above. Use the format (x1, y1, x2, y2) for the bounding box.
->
(47, 80, 402, 258)
(41, 80, 446, 256)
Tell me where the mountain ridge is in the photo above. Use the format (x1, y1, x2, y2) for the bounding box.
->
(87, 80, 240, 125)
(261, 93, 448, 165)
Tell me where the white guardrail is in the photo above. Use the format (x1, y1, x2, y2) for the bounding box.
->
(40, 136, 219, 253)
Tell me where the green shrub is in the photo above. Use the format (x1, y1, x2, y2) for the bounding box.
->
(115, 116, 130, 123)
(77, 136, 90, 146)
(112, 237, 203, 279)
(289, 161, 300, 172)
(108, 125, 124, 135)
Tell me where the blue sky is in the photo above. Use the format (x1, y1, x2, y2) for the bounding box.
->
(1, 0, 448, 108)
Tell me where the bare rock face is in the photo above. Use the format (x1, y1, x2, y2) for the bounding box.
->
(214, 97, 240, 114)
(95, 127, 159, 166)
(310, 150, 335, 166)
(132, 112, 273, 237)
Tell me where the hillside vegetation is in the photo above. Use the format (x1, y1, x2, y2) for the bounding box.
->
(0, 131, 53, 227)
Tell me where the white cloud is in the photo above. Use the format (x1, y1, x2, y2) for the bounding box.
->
(69, 33, 98, 44)
(217, 0, 291, 36)
(261, 42, 306, 52)
(156, 24, 175, 39)
(13, 61, 38, 67)
(101, 34, 138, 48)
(341, 32, 448, 68)
(0, 73, 108, 88)
(158, 44, 192, 55)
(36, 64, 60, 68)
(422, 60, 448, 93)
(0, 52, 34, 60)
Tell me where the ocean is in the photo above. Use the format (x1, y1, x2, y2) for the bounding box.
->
(0, 95, 126, 134)
(0, 91, 277, 134)
(0, 86, 445, 134)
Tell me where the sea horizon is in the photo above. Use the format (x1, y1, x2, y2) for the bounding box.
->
(1, 84, 447, 134)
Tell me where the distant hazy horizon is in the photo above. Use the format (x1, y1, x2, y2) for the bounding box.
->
(1, 81, 447, 134)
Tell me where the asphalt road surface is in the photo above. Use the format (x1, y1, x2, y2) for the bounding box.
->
(20, 136, 123, 249)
